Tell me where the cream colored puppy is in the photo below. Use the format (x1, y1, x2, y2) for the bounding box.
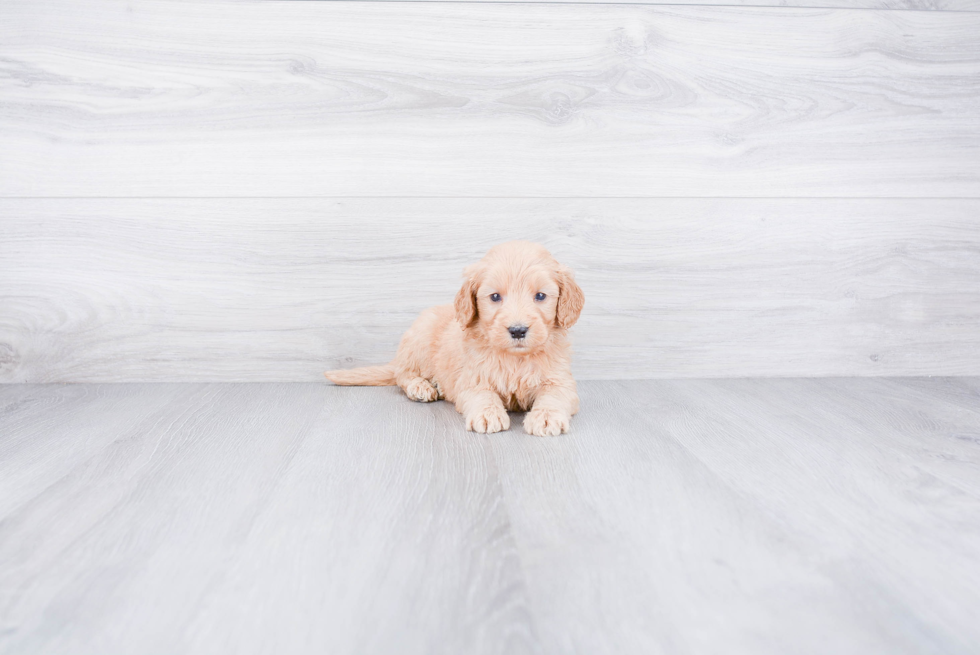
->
(325, 241, 584, 436)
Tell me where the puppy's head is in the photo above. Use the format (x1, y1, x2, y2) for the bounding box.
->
(454, 241, 584, 354)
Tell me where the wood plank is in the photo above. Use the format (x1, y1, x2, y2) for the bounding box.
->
(0, 383, 535, 654)
(2, 197, 978, 382)
(3, 379, 978, 653)
(181, 389, 535, 655)
(890, 376, 980, 415)
(655, 378, 980, 649)
(0, 384, 190, 519)
(488, 378, 980, 653)
(2, 2, 979, 197)
(340, 0, 980, 9)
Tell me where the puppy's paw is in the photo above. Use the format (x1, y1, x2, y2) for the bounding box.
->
(404, 378, 439, 402)
(466, 405, 510, 434)
(524, 408, 570, 437)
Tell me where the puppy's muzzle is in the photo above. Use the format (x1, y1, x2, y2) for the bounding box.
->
(508, 325, 529, 340)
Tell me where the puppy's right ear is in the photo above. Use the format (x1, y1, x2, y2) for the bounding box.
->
(454, 269, 480, 328)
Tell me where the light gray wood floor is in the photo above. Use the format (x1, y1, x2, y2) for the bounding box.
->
(1, 378, 978, 654)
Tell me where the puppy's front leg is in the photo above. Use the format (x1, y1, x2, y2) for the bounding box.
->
(524, 383, 579, 437)
(456, 389, 510, 434)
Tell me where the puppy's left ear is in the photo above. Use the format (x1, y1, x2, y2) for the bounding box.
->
(555, 265, 584, 329)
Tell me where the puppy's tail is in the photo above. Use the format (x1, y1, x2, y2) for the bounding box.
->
(324, 363, 396, 386)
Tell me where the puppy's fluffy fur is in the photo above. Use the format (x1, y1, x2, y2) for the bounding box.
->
(324, 241, 584, 436)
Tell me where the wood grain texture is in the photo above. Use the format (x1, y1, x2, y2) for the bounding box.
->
(0, 383, 536, 655)
(2, 197, 978, 382)
(2, 1, 979, 197)
(491, 377, 980, 654)
(333, 0, 980, 8)
(1, 378, 978, 654)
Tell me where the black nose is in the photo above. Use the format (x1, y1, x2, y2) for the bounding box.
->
(508, 326, 529, 340)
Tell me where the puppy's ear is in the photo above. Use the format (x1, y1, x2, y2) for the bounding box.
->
(555, 266, 584, 329)
(454, 267, 480, 328)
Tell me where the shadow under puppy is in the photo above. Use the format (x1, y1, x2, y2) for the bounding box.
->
(325, 241, 584, 436)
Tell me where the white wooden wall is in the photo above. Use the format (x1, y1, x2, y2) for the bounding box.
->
(1, 0, 978, 382)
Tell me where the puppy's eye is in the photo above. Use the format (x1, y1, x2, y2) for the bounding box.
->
(490, 293, 501, 302)
(534, 292, 547, 301)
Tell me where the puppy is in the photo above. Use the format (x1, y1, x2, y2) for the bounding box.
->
(324, 241, 584, 436)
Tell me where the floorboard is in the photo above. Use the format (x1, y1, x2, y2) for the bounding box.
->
(340, 0, 980, 8)
(1, 379, 977, 654)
